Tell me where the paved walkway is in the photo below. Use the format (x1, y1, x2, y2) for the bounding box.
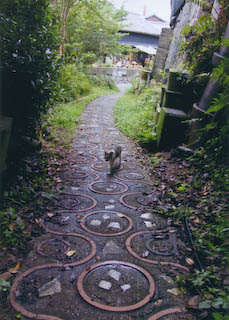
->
(9, 85, 194, 320)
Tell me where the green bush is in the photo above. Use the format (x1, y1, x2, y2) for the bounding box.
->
(88, 74, 117, 90)
(58, 64, 92, 102)
(0, 0, 60, 137)
(0, 207, 28, 246)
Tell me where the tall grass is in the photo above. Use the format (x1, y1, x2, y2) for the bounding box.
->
(114, 85, 160, 144)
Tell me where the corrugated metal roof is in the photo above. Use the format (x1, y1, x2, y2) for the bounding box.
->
(134, 44, 157, 55)
(119, 32, 158, 55)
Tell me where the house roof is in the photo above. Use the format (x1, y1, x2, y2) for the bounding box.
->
(119, 12, 170, 55)
(120, 12, 166, 36)
(134, 44, 157, 55)
(119, 32, 158, 55)
(146, 14, 166, 22)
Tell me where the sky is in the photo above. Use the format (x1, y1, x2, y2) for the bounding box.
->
(109, 0, 171, 22)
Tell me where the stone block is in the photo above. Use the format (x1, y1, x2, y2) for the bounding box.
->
(157, 107, 188, 148)
(161, 89, 185, 110)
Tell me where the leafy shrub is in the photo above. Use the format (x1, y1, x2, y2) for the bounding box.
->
(129, 78, 147, 95)
(0, 0, 60, 137)
(0, 207, 28, 246)
(88, 74, 117, 90)
(179, 1, 229, 76)
(58, 64, 92, 102)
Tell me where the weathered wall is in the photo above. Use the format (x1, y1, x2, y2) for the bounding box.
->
(165, 1, 202, 71)
(87, 67, 141, 83)
(152, 28, 173, 81)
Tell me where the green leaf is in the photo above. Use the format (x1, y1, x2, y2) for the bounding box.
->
(213, 313, 227, 320)
(199, 300, 212, 309)
(205, 123, 217, 130)
(212, 297, 224, 308)
(0, 278, 11, 292)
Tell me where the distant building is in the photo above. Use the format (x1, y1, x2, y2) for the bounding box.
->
(146, 14, 166, 22)
(119, 12, 169, 65)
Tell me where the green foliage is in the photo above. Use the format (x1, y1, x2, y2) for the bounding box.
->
(58, 64, 92, 102)
(178, 267, 229, 316)
(66, 0, 126, 62)
(0, 208, 28, 246)
(179, 0, 229, 165)
(179, 14, 217, 75)
(179, 1, 229, 76)
(114, 85, 160, 144)
(0, 0, 60, 137)
(0, 278, 11, 292)
(129, 78, 148, 95)
(208, 57, 229, 113)
(88, 75, 117, 90)
(213, 313, 229, 320)
(54, 62, 118, 103)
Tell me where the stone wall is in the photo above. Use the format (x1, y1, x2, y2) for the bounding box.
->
(87, 67, 141, 83)
(152, 28, 173, 81)
(165, 1, 202, 71)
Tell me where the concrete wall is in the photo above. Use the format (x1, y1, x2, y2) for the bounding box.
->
(87, 67, 141, 83)
(152, 28, 173, 81)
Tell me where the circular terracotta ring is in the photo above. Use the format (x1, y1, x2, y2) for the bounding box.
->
(148, 307, 187, 320)
(52, 193, 97, 212)
(120, 192, 142, 210)
(88, 181, 128, 195)
(126, 231, 189, 272)
(37, 239, 71, 257)
(40, 221, 97, 268)
(10, 264, 64, 320)
(77, 260, 155, 312)
(80, 211, 133, 236)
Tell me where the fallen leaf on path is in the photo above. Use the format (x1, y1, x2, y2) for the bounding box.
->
(9, 263, 20, 274)
(153, 299, 163, 306)
(193, 217, 200, 224)
(116, 213, 125, 218)
(66, 250, 76, 257)
(47, 213, 55, 218)
(167, 288, 181, 296)
(76, 215, 83, 219)
(9, 223, 14, 231)
(185, 257, 195, 265)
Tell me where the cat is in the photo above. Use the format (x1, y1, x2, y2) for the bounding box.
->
(104, 146, 122, 174)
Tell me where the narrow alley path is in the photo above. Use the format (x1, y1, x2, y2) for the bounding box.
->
(9, 85, 195, 320)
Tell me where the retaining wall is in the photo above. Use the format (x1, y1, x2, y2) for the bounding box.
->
(87, 67, 141, 83)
